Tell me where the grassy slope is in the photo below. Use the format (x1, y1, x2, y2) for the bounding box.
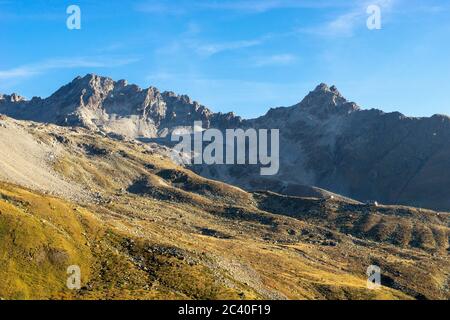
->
(0, 182, 264, 300)
(0, 120, 448, 300)
(0, 182, 414, 300)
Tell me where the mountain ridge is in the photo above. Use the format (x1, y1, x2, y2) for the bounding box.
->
(3, 75, 448, 123)
(2, 74, 450, 212)
(0, 74, 242, 137)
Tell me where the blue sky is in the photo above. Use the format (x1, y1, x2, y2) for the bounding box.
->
(1, 0, 450, 119)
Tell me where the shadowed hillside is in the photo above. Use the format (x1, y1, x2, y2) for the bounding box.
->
(0, 116, 448, 300)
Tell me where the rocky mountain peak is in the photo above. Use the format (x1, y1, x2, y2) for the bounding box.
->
(47, 74, 113, 104)
(1, 76, 365, 137)
(313, 83, 342, 95)
(0, 93, 26, 103)
(313, 83, 330, 92)
(308, 83, 344, 100)
(116, 79, 128, 87)
(295, 83, 359, 117)
(0, 74, 233, 136)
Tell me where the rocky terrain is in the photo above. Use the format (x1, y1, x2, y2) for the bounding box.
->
(0, 75, 240, 139)
(197, 84, 450, 212)
(0, 75, 449, 300)
(2, 74, 450, 211)
(0, 115, 448, 300)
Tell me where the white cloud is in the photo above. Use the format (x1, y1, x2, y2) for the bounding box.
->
(155, 33, 268, 58)
(199, 0, 352, 13)
(0, 68, 37, 80)
(193, 39, 263, 57)
(253, 54, 297, 67)
(201, 0, 296, 13)
(135, 0, 353, 15)
(326, 11, 362, 36)
(299, 0, 397, 37)
(134, 1, 186, 15)
(0, 56, 139, 81)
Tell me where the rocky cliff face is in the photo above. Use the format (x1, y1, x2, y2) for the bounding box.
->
(2, 75, 450, 211)
(236, 84, 450, 211)
(0, 74, 241, 139)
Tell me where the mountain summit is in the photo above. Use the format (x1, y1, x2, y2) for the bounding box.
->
(0, 75, 356, 136)
(0, 74, 241, 138)
(294, 83, 360, 116)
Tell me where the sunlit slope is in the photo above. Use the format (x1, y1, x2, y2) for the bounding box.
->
(0, 182, 415, 300)
(0, 183, 96, 299)
(0, 183, 260, 300)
